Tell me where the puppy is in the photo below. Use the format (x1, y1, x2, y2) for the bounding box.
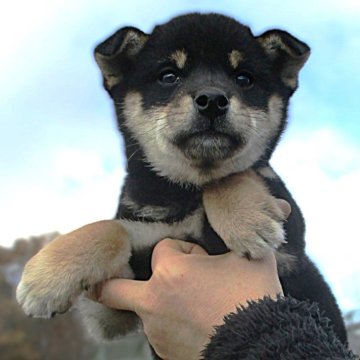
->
(17, 13, 347, 357)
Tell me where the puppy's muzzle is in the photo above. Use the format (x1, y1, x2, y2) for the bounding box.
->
(194, 89, 229, 120)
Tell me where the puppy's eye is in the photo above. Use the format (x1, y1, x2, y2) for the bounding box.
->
(159, 71, 180, 85)
(236, 73, 253, 88)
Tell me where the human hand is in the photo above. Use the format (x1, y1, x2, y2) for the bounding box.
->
(99, 239, 284, 360)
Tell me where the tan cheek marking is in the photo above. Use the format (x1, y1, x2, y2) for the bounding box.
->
(124, 92, 168, 145)
(169, 50, 187, 69)
(228, 96, 264, 133)
(123, 92, 143, 128)
(123, 92, 173, 155)
(168, 95, 193, 123)
(268, 95, 284, 127)
(228, 50, 244, 69)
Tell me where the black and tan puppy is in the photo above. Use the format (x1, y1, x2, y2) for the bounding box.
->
(17, 13, 347, 356)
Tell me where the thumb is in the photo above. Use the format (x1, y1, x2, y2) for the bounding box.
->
(99, 278, 146, 313)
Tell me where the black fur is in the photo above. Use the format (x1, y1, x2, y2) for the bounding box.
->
(94, 13, 347, 357)
(202, 296, 355, 359)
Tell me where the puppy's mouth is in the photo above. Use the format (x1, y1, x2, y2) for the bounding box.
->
(173, 128, 245, 164)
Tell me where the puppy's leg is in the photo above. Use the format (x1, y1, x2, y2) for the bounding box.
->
(77, 262, 141, 340)
(78, 296, 142, 341)
(17, 220, 131, 318)
(203, 170, 286, 259)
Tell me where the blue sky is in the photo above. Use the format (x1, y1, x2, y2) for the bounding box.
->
(1, 0, 359, 311)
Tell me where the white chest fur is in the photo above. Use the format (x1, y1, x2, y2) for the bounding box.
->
(119, 208, 205, 251)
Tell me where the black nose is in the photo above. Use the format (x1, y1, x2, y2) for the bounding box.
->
(194, 90, 229, 119)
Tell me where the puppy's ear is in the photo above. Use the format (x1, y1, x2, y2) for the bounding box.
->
(94, 27, 148, 92)
(258, 30, 310, 89)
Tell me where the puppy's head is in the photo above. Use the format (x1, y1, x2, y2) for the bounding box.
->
(95, 13, 310, 185)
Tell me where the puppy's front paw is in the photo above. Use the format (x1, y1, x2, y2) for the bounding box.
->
(16, 254, 83, 318)
(204, 171, 286, 259)
(16, 220, 131, 318)
(223, 210, 285, 259)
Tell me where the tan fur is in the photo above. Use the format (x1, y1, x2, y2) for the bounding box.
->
(16, 209, 206, 319)
(203, 170, 286, 259)
(123, 92, 284, 186)
(169, 50, 187, 69)
(257, 166, 278, 179)
(259, 34, 289, 57)
(228, 50, 243, 69)
(16, 220, 131, 317)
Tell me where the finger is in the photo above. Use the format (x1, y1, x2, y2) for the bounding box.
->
(151, 238, 207, 270)
(276, 199, 291, 219)
(99, 278, 146, 313)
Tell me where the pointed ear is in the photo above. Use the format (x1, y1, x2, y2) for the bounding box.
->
(94, 27, 148, 91)
(257, 30, 310, 88)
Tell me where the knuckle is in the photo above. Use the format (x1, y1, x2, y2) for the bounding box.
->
(152, 238, 172, 259)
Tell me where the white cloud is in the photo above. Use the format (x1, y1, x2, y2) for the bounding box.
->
(53, 149, 108, 184)
(273, 128, 360, 310)
(0, 149, 125, 246)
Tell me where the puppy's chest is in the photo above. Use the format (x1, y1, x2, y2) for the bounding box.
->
(120, 201, 227, 280)
(120, 205, 208, 251)
(120, 197, 227, 268)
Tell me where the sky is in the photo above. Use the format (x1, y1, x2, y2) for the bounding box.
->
(0, 0, 359, 312)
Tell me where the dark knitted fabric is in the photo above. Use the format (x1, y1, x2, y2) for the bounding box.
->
(202, 296, 357, 360)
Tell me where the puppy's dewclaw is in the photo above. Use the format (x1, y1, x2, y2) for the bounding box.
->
(203, 170, 286, 259)
(16, 220, 131, 318)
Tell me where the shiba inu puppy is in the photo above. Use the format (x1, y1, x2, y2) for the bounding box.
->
(17, 13, 347, 357)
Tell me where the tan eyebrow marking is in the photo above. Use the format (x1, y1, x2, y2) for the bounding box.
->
(228, 50, 244, 69)
(169, 50, 187, 69)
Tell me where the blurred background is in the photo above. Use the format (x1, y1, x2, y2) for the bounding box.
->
(0, 0, 359, 358)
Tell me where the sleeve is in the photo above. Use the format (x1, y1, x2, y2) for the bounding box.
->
(201, 296, 357, 360)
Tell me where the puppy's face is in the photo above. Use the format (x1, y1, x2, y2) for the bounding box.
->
(95, 14, 309, 185)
